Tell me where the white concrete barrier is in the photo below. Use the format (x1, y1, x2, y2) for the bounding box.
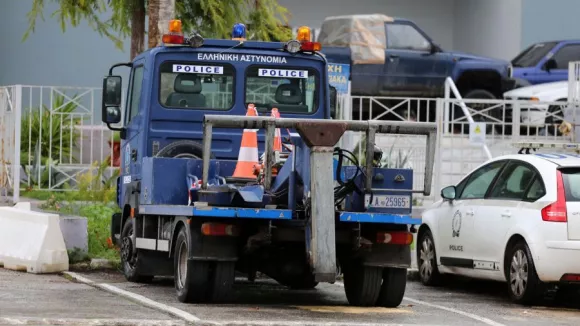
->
(0, 202, 69, 273)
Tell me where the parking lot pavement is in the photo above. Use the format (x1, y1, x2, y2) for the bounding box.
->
(0, 268, 185, 325)
(63, 270, 580, 326)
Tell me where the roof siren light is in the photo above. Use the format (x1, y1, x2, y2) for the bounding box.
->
(162, 19, 185, 45)
(232, 23, 247, 41)
(293, 26, 321, 52)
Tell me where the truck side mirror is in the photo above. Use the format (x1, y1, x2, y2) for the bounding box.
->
(102, 75, 122, 125)
(329, 86, 338, 119)
(543, 58, 557, 72)
(430, 43, 442, 54)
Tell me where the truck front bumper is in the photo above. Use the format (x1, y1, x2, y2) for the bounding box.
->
(501, 77, 518, 93)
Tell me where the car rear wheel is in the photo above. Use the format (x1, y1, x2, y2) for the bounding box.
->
(506, 240, 543, 305)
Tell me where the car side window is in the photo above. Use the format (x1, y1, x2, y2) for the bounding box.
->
(552, 44, 580, 69)
(488, 162, 536, 200)
(458, 161, 505, 199)
(126, 66, 144, 125)
(524, 176, 546, 201)
(385, 23, 431, 51)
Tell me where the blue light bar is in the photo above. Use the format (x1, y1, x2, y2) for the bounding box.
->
(232, 23, 247, 40)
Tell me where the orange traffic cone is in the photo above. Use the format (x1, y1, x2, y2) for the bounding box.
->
(232, 104, 260, 179)
(271, 108, 282, 152)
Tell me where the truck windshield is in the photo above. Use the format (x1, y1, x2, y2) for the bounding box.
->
(245, 66, 319, 114)
(511, 42, 558, 68)
(159, 61, 235, 110)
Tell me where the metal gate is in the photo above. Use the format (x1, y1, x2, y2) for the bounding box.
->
(0, 85, 21, 203)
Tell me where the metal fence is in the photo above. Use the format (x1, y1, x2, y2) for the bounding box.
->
(3, 73, 580, 206)
(0, 86, 21, 203)
(338, 77, 580, 206)
(1, 85, 120, 202)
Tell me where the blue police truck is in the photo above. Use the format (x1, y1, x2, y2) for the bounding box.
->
(101, 21, 437, 306)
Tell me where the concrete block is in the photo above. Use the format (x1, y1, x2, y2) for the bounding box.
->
(59, 215, 88, 254)
(0, 202, 69, 273)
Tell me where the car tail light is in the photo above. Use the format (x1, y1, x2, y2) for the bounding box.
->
(376, 231, 413, 245)
(541, 170, 567, 222)
(561, 274, 580, 282)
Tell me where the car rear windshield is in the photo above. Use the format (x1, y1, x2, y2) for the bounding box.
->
(159, 61, 235, 110)
(511, 42, 558, 68)
(245, 66, 319, 114)
(560, 168, 580, 202)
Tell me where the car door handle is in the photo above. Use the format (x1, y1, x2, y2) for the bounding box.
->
(501, 210, 511, 218)
(465, 209, 474, 216)
(389, 54, 399, 58)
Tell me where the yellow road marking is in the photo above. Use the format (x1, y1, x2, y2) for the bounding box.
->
(293, 306, 412, 314)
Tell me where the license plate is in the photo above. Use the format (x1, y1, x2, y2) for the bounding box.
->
(364, 194, 411, 209)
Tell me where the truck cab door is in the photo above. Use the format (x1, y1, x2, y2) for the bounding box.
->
(121, 61, 146, 185)
(536, 43, 580, 84)
(383, 21, 439, 97)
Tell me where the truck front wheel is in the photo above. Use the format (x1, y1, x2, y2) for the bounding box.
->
(174, 227, 210, 303)
(120, 218, 153, 283)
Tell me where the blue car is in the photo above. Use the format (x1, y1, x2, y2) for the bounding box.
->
(512, 40, 580, 86)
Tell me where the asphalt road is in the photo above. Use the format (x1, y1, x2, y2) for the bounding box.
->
(1, 268, 580, 326)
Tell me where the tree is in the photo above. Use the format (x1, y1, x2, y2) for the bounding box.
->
(23, 0, 293, 60)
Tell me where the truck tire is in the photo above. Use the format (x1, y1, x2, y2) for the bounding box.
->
(120, 218, 154, 283)
(174, 227, 211, 303)
(376, 267, 407, 307)
(343, 265, 383, 306)
(156, 140, 209, 159)
(208, 262, 236, 302)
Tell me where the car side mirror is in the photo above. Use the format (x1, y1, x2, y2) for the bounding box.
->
(329, 85, 338, 119)
(543, 58, 557, 72)
(430, 43, 442, 54)
(441, 185, 456, 200)
(102, 75, 122, 125)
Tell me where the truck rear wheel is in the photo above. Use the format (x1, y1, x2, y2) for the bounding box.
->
(120, 218, 153, 283)
(376, 267, 407, 307)
(174, 227, 210, 303)
(343, 265, 382, 306)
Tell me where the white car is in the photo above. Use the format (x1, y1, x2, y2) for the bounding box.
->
(503, 81, 568, 129)
(416, 149, 580, 304)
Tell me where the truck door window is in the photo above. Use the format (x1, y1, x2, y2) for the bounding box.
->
(552, 44, 580, 69)
(511, 42, 557, 67)
(385, 23, 430, 51)
(159, 61, 234, 110)
(245, 66, 319, 114)
(127, 66, 144, 124)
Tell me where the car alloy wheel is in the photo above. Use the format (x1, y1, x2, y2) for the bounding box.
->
(510, 249, 529, 298)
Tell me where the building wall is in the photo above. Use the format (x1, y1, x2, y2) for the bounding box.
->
(0, 0, 131, 87)
(453, 0, 522, 61)
(521, 0, 580, 49)
(278, 0, 457, 50)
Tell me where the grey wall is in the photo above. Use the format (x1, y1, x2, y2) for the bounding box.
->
(453, 0, 522, 61)
(0, 0, 131, 87)
(521, 0, 580, 49)
(278, 0, 457, 50)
